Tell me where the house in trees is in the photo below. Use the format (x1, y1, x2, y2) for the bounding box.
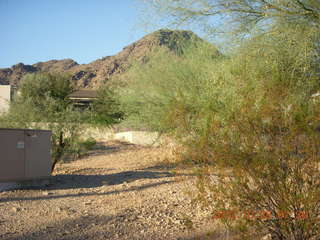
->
(68, 90, 98, 110)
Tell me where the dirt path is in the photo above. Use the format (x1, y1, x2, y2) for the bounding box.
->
(0, 141, 217, 240)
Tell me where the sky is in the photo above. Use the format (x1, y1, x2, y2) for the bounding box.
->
(0, 0, 152, 68)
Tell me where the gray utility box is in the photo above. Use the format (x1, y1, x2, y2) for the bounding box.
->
(0, 128, 52, 182)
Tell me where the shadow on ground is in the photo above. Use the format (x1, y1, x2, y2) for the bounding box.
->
(0, 168, 178, 203)
(0, 161, 193, 203)
(54, 170, 174, 188)
(1, 210, 219, 240)
(0, 179, 174, 203)
(0, 212, 135, 240)
(0, 168, 185, 203)
(0, 210, 232, 240)
(80, 140, 152, 158)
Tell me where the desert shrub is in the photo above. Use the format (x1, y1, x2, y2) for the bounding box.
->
(120, 24, 320, 239)
(64, 137, 97, 160)
(88, 84, 124, 126)
(197, 26, 320, 239)
(80, 137, 97, 151)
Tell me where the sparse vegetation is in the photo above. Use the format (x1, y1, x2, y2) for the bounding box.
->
(70, 137, 97, 159)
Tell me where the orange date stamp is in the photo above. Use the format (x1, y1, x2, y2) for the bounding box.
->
(212, 210, 309, 221)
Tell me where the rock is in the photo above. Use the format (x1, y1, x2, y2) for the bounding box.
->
(11, 207, 21, 212)
(261, 234, 272, 240)
(42, 191, 53, 196)
(56, 207, 63, 212)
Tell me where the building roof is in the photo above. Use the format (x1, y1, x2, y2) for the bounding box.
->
(68, 90, 98, 99)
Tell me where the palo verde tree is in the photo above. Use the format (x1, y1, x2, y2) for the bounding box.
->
(134, 1, 320, 239)
(121, 17, 320, 240)
(140, 0, 320, 34)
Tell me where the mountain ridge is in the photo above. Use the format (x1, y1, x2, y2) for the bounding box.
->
(0, 29, 218, 88)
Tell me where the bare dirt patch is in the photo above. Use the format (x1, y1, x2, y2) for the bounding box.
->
(0, 141, 218, 240)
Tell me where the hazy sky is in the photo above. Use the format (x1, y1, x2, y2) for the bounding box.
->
(0, 0, 151, 68)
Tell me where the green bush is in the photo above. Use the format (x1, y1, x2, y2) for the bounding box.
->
(64, 137, 97, 160)
(88, 85, 124, 126)
(80, 137, 97, 151)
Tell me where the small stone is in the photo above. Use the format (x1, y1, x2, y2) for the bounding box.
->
(262, 234, 272, 240)
(12, 207, 21, 212)
(56, 207, 63, 212)
(42, 191, 53, 196)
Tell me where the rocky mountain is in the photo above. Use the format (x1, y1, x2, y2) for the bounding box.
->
(0, 29, 218, 88)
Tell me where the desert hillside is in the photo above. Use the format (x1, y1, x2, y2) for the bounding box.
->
(0, 29, 218, 89)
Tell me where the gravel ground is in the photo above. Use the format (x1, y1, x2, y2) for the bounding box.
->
(0, 141, 220, 240)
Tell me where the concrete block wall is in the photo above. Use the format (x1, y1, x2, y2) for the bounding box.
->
(0, 85, 11, 114)
(84, 127, 161, 146)
(114, 131, 160, 146)
(83, 127, 115, 142)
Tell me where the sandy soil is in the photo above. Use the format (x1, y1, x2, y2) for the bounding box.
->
(0, 141, 219, 240)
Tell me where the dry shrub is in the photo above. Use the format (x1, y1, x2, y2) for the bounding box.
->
(191, 26, 320, 239)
